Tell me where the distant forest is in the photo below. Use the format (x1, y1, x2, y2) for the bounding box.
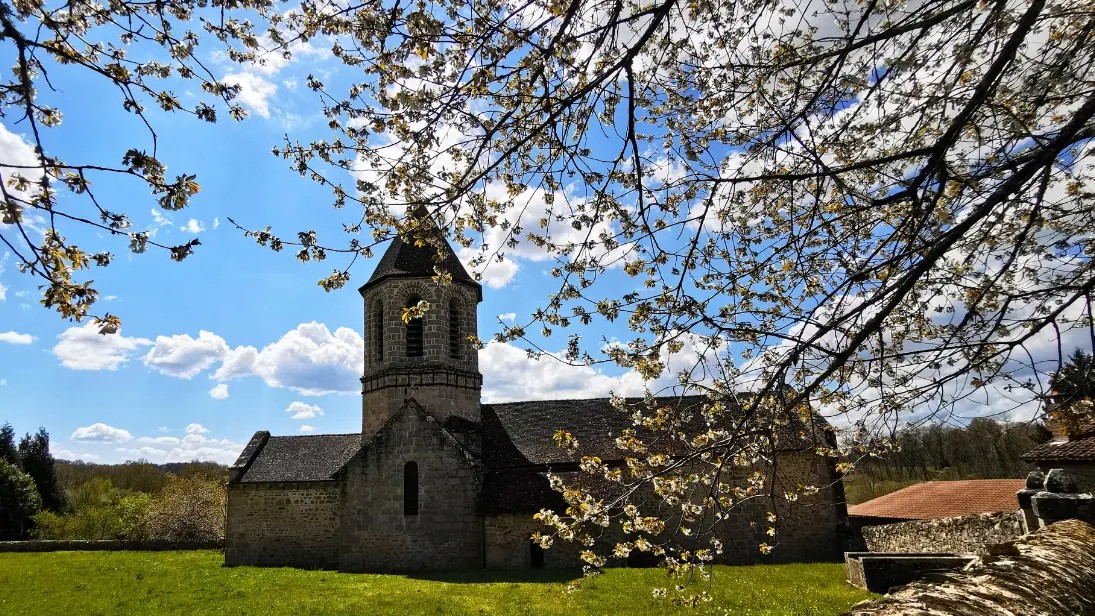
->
(55, 459, 226, 497)
(843, 417, 1051, 505)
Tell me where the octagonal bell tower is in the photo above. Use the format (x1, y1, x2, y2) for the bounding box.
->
(358, 210, 483, 438)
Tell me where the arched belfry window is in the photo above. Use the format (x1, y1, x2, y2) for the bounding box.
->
(448, 299, 461, 359)
(404, 461, 419, 516)
(405, 296, 424, 357)
(374, 301, 384, 363)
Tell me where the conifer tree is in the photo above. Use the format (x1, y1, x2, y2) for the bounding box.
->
(0, 423, 19, 468)
(17, 428, 65, 513)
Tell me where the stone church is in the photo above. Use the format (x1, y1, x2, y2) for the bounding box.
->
(225, 217, 847, 571)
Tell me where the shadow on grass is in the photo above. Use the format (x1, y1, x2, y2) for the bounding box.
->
(402, 569, 582, 584)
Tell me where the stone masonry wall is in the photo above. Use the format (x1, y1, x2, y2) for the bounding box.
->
(0, 540, 222, 552)
(861, 511, 1022, 555)
(1039, 462, 1095, 494)
(484, 514, 580, 569)
(361, 278, 481, 436)
(707, 450, 846, 564)
(225, 482, 340, 568)
(485, 451, 843, 568)
(339, 404, 483, 571)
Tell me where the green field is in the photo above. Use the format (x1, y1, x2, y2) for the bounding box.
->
(0, 551, 872, 615)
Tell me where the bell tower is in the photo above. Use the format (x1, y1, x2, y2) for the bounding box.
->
(358, 211, 483, 437)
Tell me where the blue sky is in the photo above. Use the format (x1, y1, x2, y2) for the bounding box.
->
(0, 34, 683, 465)
(1, 4, 1073, 465)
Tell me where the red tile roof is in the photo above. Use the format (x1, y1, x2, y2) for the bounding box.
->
(846, 479, 1026, 521)
(1022, 435, 1095, 462)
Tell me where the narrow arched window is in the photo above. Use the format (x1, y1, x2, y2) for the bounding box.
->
(404, 461, 419, 515)
(405, 296, 423, 357)
(448, 300, 460, 359)
(374, 301, 384, 362)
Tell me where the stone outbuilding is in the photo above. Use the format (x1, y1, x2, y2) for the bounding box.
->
(225, 211, 848, 571)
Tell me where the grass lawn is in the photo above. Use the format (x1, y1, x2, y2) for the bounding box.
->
(0, 550, 872, 615)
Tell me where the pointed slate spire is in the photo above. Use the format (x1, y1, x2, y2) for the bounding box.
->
(358, 206, 481, 300)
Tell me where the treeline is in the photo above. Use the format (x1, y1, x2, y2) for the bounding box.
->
(0, 423, 228, 542)
(844, 417, 1051, 504)
(56, 459, 226, 494)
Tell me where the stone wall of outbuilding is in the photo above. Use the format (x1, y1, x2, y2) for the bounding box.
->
(338, 404, 484, 571)
(224, 481, 340, 568)
(859, 511, 1022, 555)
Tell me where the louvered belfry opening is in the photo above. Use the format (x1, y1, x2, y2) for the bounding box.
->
(405, 296, 424, 357)
(374, 300, 384, 362)
(448, 300, 460, 359)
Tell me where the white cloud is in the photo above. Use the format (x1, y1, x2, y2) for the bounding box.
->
(137, 436, 181, 445)
(212, 217, 220, 230)
(478, 341, 641, 402)
(211, 345, 259, 381)
(237, 33, 331, 76)
(478, 334, 720, 403)
(298, 425, 316, 432)
(0, 126, 44, 236)
(149, 208, 173, 237)
(211, 322, 363, 396)
(118, 425, 243, 463)
(156, 427, 170, 433)
(223, 72, 278, 119)
(209, 383, 229, 399)
(180, 218, 204, 233)
(497, 313, 517, 322)
(143, 331, 229, 378)
(119, 446, 169, 458)
(286, 401, 323, 419)
(458, 246, 519, 289)
(283, 77, 298, 90)
(50, 445, 100, 462)
(71, 423, 134, 443)
(0, 331, 33, 344)
(53, 323, 152, 370)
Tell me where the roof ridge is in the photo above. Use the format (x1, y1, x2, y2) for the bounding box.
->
(487, 394, 710, 406)
(267, 432, 361, 438)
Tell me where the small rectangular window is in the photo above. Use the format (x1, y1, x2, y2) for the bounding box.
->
(404, 461, 419, 515)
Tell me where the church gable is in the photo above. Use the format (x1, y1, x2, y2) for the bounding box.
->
(337, 399, 484, 571)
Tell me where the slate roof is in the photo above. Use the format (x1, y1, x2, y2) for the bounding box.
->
(358, 207, 480, 298)
(480, 395, 831, 469)
(846, 479, 1026, 521)
(232, 395, 832, 510)
(232, 433, 361, 483)
(1022, 435, 1095, 462)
